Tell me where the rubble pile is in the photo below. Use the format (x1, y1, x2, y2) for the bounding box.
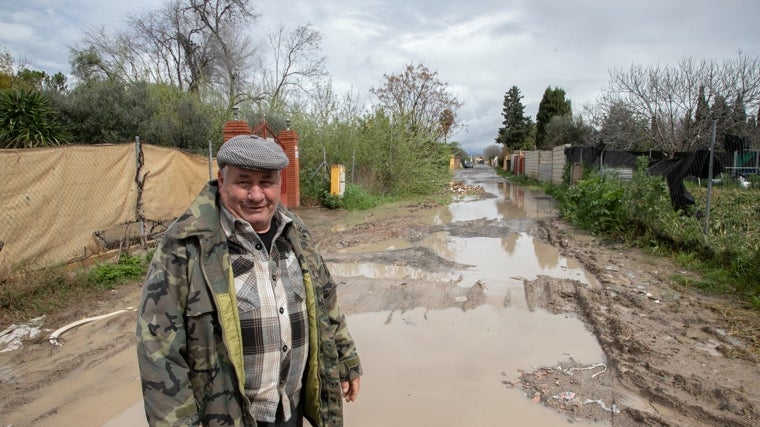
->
(449, 181, 485, 195)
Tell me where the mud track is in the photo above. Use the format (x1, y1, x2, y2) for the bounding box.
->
(300, 193, 760, 426)
(519, 217, 760, 426)
(1, 174, 758, 426)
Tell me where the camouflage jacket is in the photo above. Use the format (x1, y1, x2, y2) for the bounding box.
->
(136, 181, 362, 427)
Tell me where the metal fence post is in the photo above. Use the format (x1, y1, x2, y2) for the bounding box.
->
(704, 120, 717, 235)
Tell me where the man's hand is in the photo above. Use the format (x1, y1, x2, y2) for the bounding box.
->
(341, 377, 361, 402)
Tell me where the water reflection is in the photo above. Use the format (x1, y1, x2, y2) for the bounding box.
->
(450, 179, 558, 222)
(430, 234, 595, 290)
(328, 261, 461, 282)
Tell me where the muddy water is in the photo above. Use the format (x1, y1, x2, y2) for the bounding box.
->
(337, 166, 606, 426)
(105, 166, 605, 426)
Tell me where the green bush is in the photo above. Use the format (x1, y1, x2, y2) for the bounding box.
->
(341, 183, 394, 210)
(558, 171, 627, 237)
(87, 254, 146, 289)
(300, 174, 330, 207)
(550, 156, 760, 307)
(0, 89, 69, 147)
(290, 108, 457, 201)
(320, 192, 343, 209)
(300, 168, 398, 210)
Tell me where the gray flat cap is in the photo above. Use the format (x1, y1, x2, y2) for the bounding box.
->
(217, 134, 289, 170)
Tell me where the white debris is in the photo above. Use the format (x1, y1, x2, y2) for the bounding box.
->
(49, 308, 134, 346)
(583, 398, 621, 413)
(0, 316, 46, 352)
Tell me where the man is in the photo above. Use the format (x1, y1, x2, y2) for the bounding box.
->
(136, 134, 362, 427)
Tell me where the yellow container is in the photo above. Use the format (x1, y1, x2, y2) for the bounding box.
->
(330, 164, 346, 196)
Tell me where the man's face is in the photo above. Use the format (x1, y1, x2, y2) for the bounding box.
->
(218, 165, 281, 233)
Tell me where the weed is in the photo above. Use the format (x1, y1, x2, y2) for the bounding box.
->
(87, 254, 146, 289)
(0, 253, 147, 326)
(320, 191, 343, 209)
(341, 184, 395, 210)
(539, 157, 760, 308)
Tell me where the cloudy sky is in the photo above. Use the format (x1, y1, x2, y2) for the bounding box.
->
(2, 0, 759, 154)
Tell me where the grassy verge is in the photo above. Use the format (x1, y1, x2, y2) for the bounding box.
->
(301, 175, 452, 211)
(0, 253, 149, 326)
(497, 160, 760, 309)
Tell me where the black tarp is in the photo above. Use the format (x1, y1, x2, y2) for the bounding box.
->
(649, 150, 723, 212)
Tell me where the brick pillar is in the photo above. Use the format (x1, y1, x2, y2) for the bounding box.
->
(278, 129, 300, 207)
(222, 120, 252, 142)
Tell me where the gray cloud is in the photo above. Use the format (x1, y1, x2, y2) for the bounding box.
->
(1, 0, 758, 154)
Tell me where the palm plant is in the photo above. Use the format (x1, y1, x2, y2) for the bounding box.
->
(0, 89, 68, 148)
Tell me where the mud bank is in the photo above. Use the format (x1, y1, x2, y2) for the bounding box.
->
(515, 217, 760, 426)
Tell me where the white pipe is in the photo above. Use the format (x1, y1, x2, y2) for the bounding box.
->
(49, 307, 135, 346)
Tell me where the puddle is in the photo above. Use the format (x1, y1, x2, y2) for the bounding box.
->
(425, 232, 598, 289)
(328, 261, 462, 282)
(338, 167, 606, 426)
(449, 179, 558, 221)
(345, 307, 603, 426)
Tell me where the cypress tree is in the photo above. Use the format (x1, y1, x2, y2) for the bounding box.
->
(495, 86, 533, 151)
(536, 86, 572, 148)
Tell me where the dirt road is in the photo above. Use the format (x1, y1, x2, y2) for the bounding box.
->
(1, 165, 758, 426)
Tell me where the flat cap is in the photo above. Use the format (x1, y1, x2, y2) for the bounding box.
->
(217, 134, 289, 170)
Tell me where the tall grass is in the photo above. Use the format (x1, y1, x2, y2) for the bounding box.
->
(545, 157, 760, 308)
(300, 176, 397, 211)
(0, 253, 148, 326)
(291, 107, 455, 207)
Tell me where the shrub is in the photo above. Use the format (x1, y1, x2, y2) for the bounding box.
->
(87, 254, 146, 289)
(559, 171, 627, 237)
(300, 174, 330, 207)
(341, 183, 394, 210)
(551, 156, 760, 306)
(0, 89, 69, 147)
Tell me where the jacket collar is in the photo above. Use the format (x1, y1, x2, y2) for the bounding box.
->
(166, 180, 223, 240)
(168, 180, 293, 240)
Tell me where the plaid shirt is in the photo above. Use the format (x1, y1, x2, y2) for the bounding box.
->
(220, 207, 309, 423)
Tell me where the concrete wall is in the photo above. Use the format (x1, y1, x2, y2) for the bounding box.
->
(524, 150, 556, 183)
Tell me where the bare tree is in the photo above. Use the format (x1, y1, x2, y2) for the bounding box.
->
(370, 63, 463, 141)
(302, 79, 343, 127)
(182, 0, 257, 110)
(483, 144, 503, 161)
(71, 0, 257, 110)
(253, 24, 327, 119)
(601, 54, 760, 155)
(125, 1, 210, 91)
(72, 27, 141, 83)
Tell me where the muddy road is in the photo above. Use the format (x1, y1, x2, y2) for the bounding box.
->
(1, 165, 758, 426)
